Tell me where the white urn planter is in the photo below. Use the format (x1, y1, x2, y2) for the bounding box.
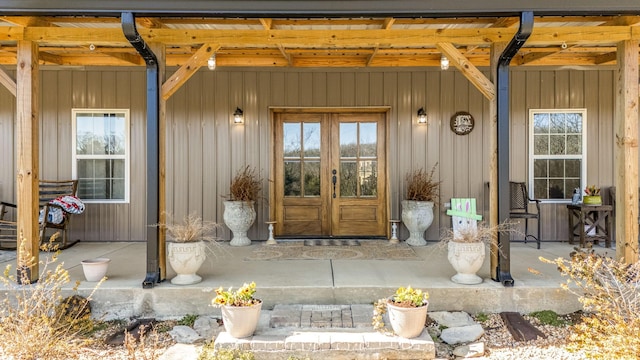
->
(220, 301, 263, 338)
(81, 258, 110, 281)
(447, 241, 486, 285)
(386, 301, 429, 338)
(167, 241, 207, 285)
(223, 200, 256, 246)
(401, 200, 434, 246)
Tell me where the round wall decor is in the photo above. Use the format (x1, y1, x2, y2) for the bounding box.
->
(450, 111, 475, 135)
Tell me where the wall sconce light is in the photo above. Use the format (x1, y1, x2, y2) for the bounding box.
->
(207, 54, 216, 70)
(440, 55, 449, 70)
(233, 107, 244, 124)
(417, 107, 428, 125)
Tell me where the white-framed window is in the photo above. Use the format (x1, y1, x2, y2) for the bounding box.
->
(72, 109, 130, 203)
(529, 109, 586, 202)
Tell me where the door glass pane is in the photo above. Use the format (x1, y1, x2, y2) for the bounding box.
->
(340, 161, 357, 197)
(303, 123, 321, 157)
(340, 123, 357, 157)
(283, 123, 301, 157)
(359, 123, 377, 157)
(360, 160, 377, 197)
(284, 161, 301, 196)
(304, 161, 321, 197)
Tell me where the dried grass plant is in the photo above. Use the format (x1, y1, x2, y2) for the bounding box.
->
(438, 220, 520, 256)
(0, 233, 102, 360)
(228, 165, 262, 202)
(405, 163, 440, 202)
(124, 324, 162, 360)
(158, 212, 221, 243)
(541, 250, 640, 359)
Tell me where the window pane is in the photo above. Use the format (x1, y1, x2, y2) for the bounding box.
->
(566, 135, 581, 155)
(283, 123, 301, 157)
(77, 159, 94, 179)
(566, 179, 581, 195)
(534, 135, 549, 155)
(340, 161, 357, 197)
(549, 179, 565, 199)
(359, 123, 377, 157)
(534, 179, 547, 199)
(533, 113, 549, 134)
(566, 159, 581, 178)
(93, 159, 108, 178)
(549, 135, 565, 155)
(549, 159, 564, 178)
(303, 123, 321, 158)
(534, 159, 548, 177)
(284, 161, 301, 196)
(304, 161, 321, 197)
(360, 160, 377, 197)
(113, 159, 125, 178)
(111, 179, 125, 200)
(566, 113, 582, 133)
(550, 113, 565, 133)
(340, 123, 357, 157)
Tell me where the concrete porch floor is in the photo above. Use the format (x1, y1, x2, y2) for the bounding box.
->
(0, 240, 613, 320)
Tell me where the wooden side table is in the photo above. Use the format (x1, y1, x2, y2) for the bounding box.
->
(567, 204, 613, 248)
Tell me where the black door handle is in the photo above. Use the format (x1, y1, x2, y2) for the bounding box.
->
(332, 169, 337, 198)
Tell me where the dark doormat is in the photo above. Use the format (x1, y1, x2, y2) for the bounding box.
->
(303, 239, 360, 246)
(500, 312, 547, 341)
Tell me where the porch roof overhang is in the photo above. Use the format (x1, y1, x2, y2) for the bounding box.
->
(0, 1, 638, 69)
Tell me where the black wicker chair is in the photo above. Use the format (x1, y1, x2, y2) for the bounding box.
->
(509, 181, 541, 249)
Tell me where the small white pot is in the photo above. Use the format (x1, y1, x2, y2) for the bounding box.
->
(386, 301, 429, 338)
(221, 300, 262, 338)
(447, 241, 486, 285)
(167, 241, 207, 285)
(80, 258, 110, 282)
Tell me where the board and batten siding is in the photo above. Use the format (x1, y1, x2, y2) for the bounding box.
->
(0, 67, 617, 242)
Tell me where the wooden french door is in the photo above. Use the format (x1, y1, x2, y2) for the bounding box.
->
(273, 110, 387, 237)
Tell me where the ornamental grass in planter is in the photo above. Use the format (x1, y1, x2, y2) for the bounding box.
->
(156, 212, 222, 285)
(373, 286, 429, 338)
(224, 166, 263, 246)
(402, 163, 441, 246)
(213, 282, 262, 338)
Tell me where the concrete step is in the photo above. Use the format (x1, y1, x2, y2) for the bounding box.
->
(213, 304, 436, 360)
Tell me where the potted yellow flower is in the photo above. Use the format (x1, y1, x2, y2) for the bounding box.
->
(212, 282, 262, 338)
(583, 185, 601, 205)
(373, 286, 429, 338)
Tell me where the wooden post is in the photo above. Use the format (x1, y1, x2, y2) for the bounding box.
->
(150, 42, 167, 281)
(489, 42, 506, 281)
(614, 40, 639, 264)
(16, 40, 39, 282)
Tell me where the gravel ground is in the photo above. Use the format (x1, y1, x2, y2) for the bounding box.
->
(54, 312, 588, 359)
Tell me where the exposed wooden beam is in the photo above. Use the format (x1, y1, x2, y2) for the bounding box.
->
(490, 17, 519, 28)
(595, 52, 617, 64)
(38, 51, 63, 64)
(259, 18, 273, 30)
(366, 47, 379, 66)
(16, 40, 40, 282)
(1, 16, 53, 27)
(600, 15, 640, 26)
(1, 26, 638, 48)
(277, 45, 291, 65)
(436, 42, 495, 101)
(0, 65, 16, 96)
(137, 17, 168, 29)
(382, 18, 395, 30)
(162, 43, 219, 100)
(615, 39, 639, 264)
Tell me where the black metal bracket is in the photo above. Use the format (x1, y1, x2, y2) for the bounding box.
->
(494, 11, 533, 287)
(122, 12, 162, 289)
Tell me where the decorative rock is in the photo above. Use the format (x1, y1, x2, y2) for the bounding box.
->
(158, 343, 200, 360)
(453, 342, 485, 358)
(168, 325, 204, 344)
(429, 311, 476, 328)
(193, 316, 223, 341)
(440, 324, 484, 345)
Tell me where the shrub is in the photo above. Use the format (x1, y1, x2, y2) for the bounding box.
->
(228, 166, 262, 202)
(541, 249, 640, 359)
(0, 235, 102, 360)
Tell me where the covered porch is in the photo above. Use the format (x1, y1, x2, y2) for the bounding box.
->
(0, 240, 609, 319)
